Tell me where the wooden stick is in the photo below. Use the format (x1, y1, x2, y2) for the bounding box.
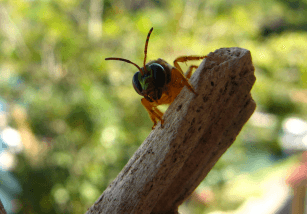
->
(0, 198, 7, 214)
(86, 47, 256, 214)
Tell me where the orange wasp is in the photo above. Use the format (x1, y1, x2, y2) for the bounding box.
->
(106, 28, 206, 129)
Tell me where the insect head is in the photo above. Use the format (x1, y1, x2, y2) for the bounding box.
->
(105, 28, 167, 102)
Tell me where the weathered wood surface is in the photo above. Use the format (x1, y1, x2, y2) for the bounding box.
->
(86, 47, 256, 214)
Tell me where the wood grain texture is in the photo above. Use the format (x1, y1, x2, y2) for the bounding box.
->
(85, 47, 256, 214)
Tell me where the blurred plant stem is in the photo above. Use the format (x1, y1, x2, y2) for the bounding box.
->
(88, 0, 103, 41)
(291, 185, 306, 214)
(11, 105, 47, 167)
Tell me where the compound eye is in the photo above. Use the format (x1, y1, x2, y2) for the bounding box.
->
(150, 63, 166, 88)
(132, 71, 142, 95)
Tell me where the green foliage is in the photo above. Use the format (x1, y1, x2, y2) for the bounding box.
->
(0, 0, 306, 213)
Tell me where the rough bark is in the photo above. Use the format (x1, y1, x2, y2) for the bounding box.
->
(86, 47, 256, 214)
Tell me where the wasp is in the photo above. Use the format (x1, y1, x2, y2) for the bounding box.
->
(106, 28, 206, 129)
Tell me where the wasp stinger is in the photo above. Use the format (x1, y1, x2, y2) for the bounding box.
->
(105, 27, 206, 129)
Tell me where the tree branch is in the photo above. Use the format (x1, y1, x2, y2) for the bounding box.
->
(86, 47, 256, 214)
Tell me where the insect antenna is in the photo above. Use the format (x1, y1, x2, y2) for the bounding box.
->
(143, 27, 154, 74)
(105, 27, 154, 76)
(105, 57, 144, 76)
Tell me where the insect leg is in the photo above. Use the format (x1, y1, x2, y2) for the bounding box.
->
(173, 55, 207, 74)
(185, 65, 198, 79)
(141, 98, 164, 129)
(171, 67, 198, 95)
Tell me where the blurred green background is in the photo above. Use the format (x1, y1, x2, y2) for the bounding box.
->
(0, 0, 306, 213)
